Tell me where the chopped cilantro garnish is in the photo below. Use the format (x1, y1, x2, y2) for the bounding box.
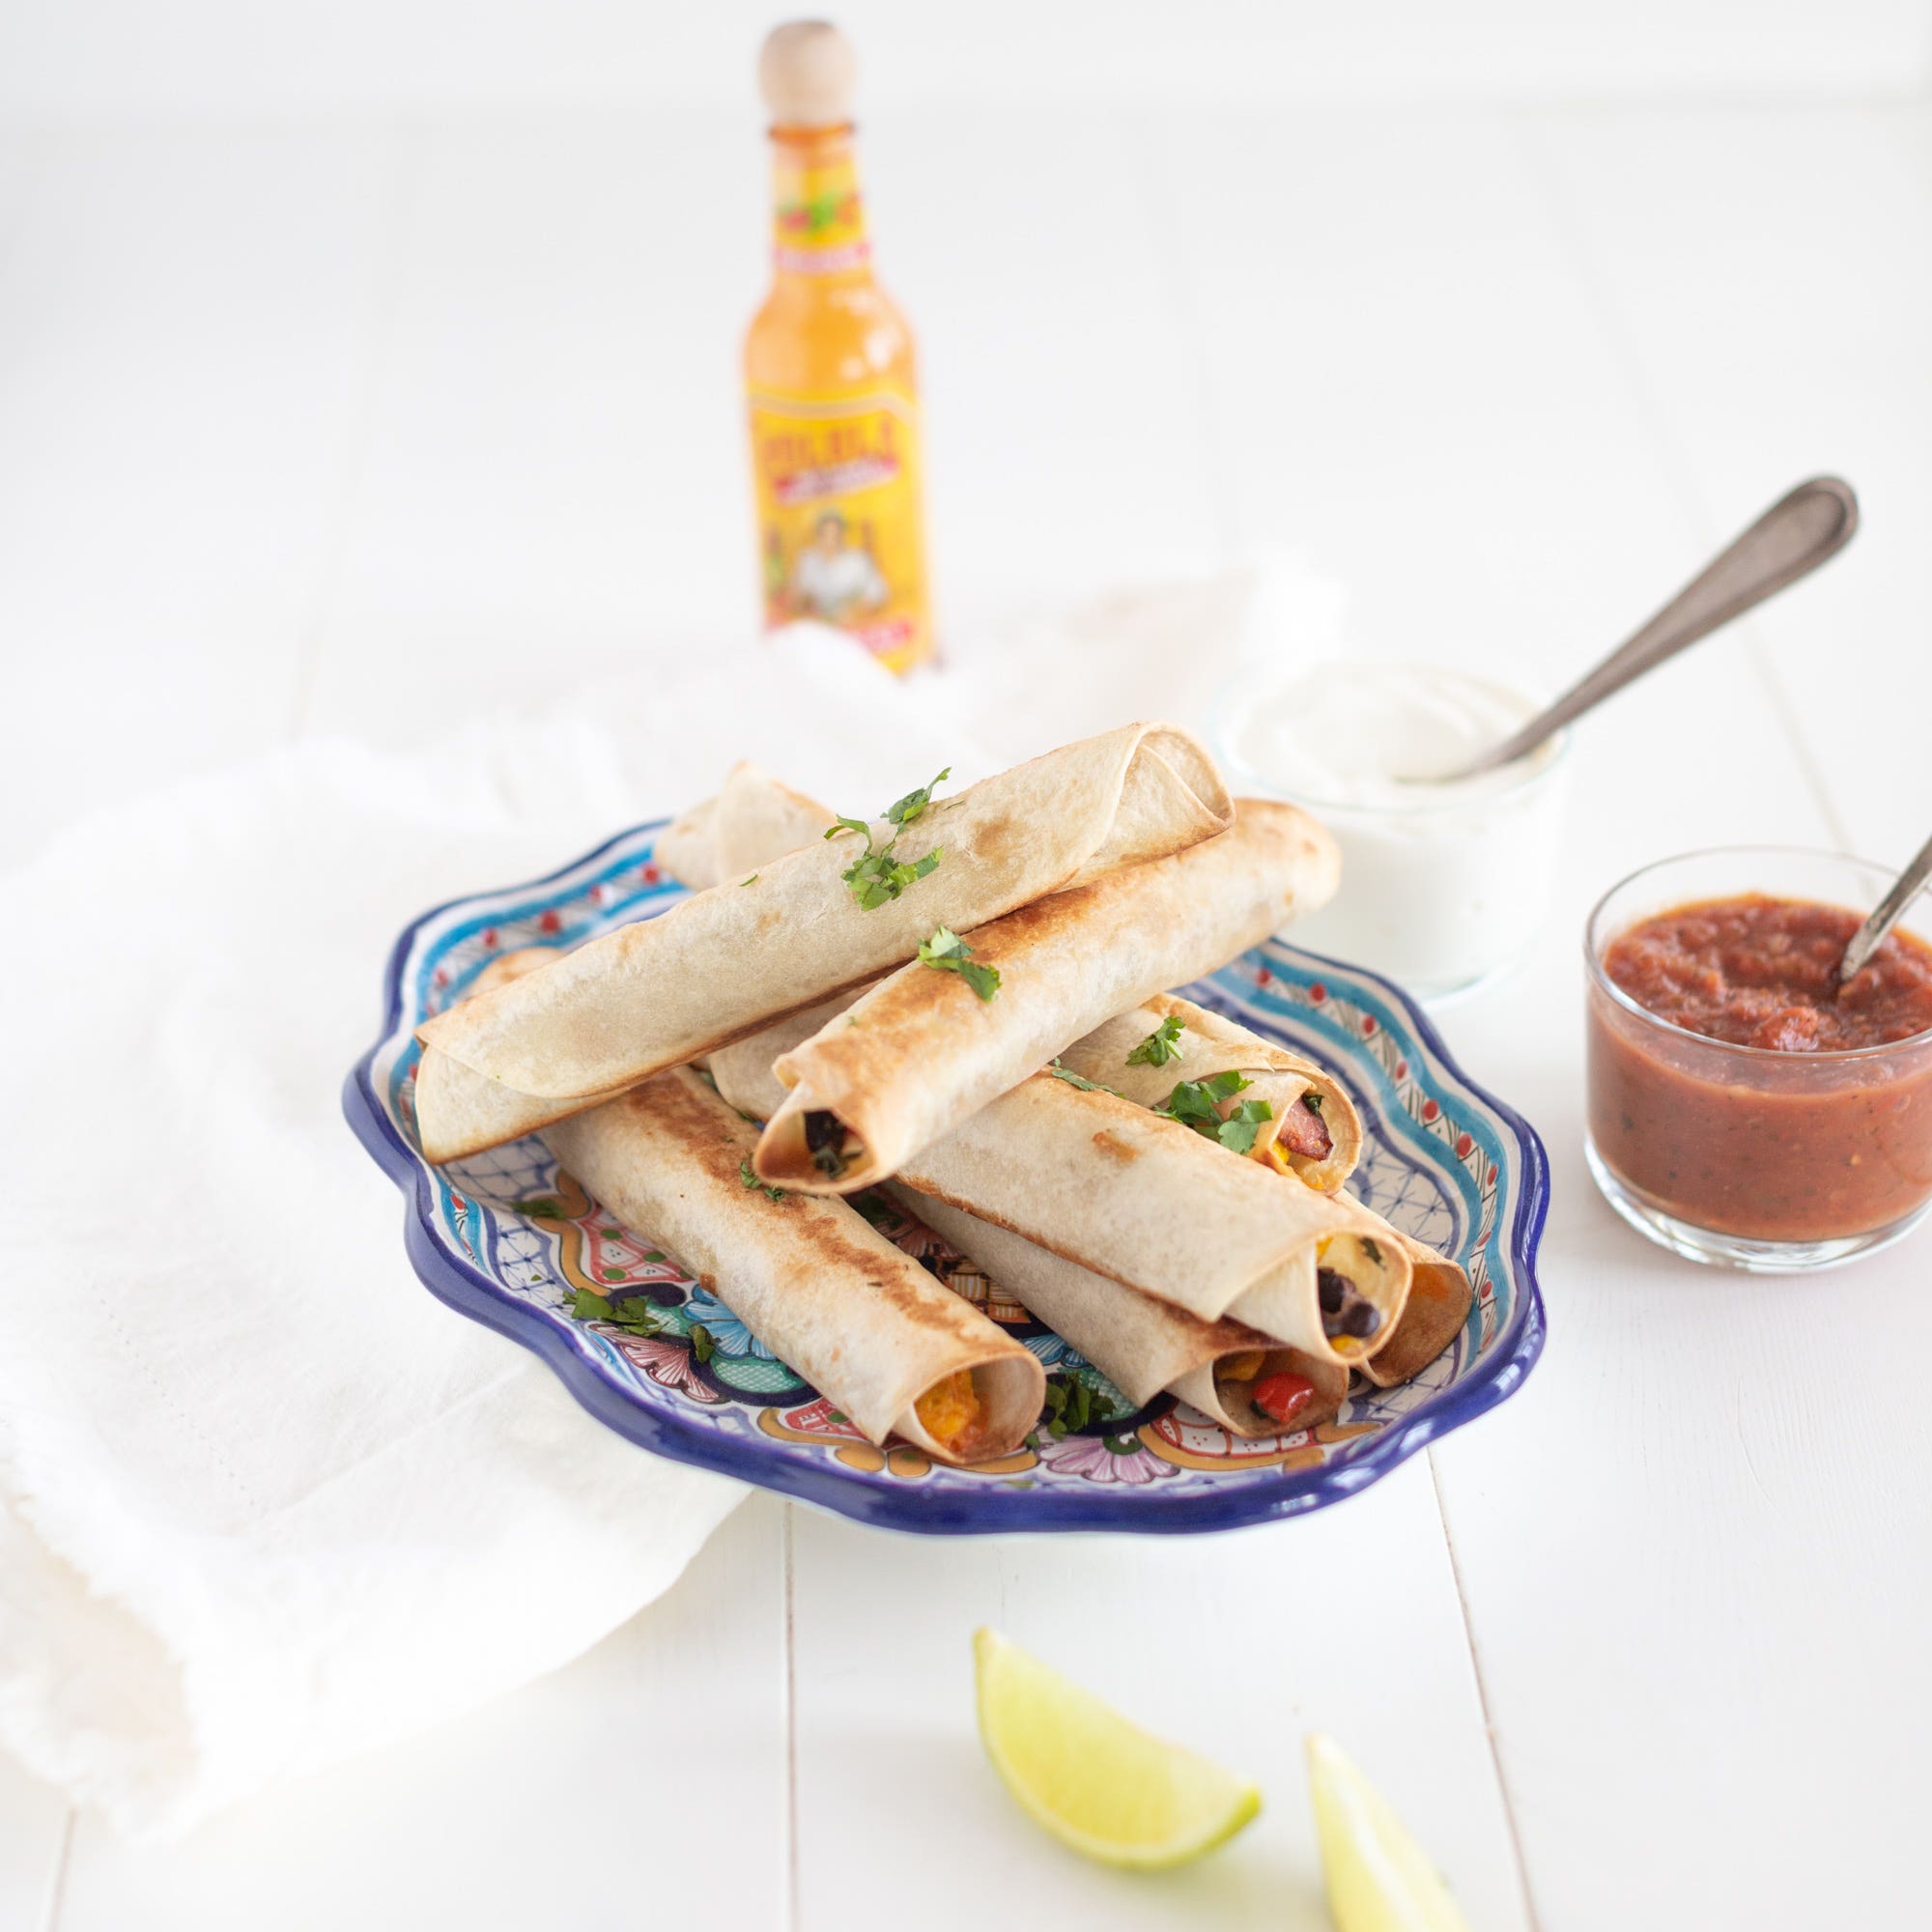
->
(885, 767, 951, 828)
(687, 1322, 716, 1363)
(739, 1158, 786, 1202)
(917, 925, 1001, 1001)
(1215, 1097, 1275, 1156)
(1125, 1014, 1185, 1068)
(1156, 1069, 1275, 1154)
(568, 1287, 666, 1338)
(1040, 1369, 1132, 1439)
(822, 768, 952, 909)
(841, 841, 942, 910)
(1361, 1236, 1383, 1267)
(1045, 1061, 1119, 1097)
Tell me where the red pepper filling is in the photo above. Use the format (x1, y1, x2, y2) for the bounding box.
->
(1251, 1371, 1316, 1425)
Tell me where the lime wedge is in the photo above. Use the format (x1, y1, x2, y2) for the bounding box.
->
(972, 1627, 1261, 1868)
(1306, 1732, 1471, 1932)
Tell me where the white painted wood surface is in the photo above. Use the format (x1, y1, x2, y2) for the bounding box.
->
(4, 90, 1929, 1932)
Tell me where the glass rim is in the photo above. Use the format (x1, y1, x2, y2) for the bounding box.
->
(1209, 661, 1572, 820)
(1583, 842, 1932, 1064)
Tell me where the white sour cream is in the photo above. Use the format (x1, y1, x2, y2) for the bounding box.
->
(1215, 663, 1570, 998)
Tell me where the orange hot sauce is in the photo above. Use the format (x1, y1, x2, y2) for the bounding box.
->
(745, 21, 933, 674)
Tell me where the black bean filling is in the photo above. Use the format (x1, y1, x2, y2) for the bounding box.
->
(1318, 1266, 1382, 1342)
(804, 1110, 848, 1179)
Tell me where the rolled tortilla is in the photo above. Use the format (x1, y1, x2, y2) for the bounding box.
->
(415, 722, 1230, 1159)
(893, 1188, 1347, 1439)
(543, 1068, 1044, 1463)
(893, 1072, 1410, 1369)
(1343, 1194, 1474, 1387)
(756, 799, 1340, 1193)
(1076, 996, 1473, 1384)
(1058, 994, 1364, 1193)
(656, 759, 831, 893)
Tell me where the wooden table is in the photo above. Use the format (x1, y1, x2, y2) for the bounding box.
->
(4, 92, 1928, 1932)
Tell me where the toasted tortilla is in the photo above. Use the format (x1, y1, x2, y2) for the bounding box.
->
(895, 1188, 1346, 1439)
(1075, 995, 1472, 1384)
(1342, 1192, 1475, 1386)
(414, 722, 1229, 1159)
(755, 799, 1340, 1193)
(1059, 994, 1363, 1192)
(543, 1068, 1043, 1463)
(892, 1073, 1410, 1368)
(656, 760, 832, 893)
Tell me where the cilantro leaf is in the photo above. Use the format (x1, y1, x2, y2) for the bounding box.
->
(740, 1158, 787, 1202)
(1125, 1014, 1185, 1068)
(1155, 1070, 1273, 1152)
(1216, 1096, 1275, 1156)
(1045, 1061, 1119, 1097)
(610, 1298, 666, 1337)
(570, 1288, 614, 1321)
(688, 1322, 717, 1363)
(918, 925, 1001, 1001)
(825, 768, 952, 908)
(839, 841, 943, 910)
(885, 767, 952, 828)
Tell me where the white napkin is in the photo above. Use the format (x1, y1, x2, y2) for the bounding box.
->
(0, 628, 964, 1838)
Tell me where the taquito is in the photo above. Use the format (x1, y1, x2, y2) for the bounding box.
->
(1058, 994, 1363, 1192)
(894, 1188, 1347, 1439)
(893, 1073, 1410, 1368)
(756, 799, 1340, 1193)
(656, 759, 830, 893)
(418, 768, 839, 1160)
(1345, 1196, 1474, 1387)
(1077, 998, 1474, 1382)
(415, 722, 1230, 1160)
(543, 1068, 1044, 1463)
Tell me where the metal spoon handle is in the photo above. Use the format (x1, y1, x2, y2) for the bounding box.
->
(1450, 475, 1860, 781)
(1838, 829, 1932, 984)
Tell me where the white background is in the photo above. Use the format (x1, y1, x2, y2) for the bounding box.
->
(5, 4, 1932, 1928)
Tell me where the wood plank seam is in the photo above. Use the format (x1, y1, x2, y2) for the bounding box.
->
(783, 1500, 802, 1932)
(1427, 1449, 1545, 1932)
(36, 1806, 74, 1932)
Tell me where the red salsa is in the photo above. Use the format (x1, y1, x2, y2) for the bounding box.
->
(1602, 895, 1932, 1050)
(1589, 895, 1932, 1241)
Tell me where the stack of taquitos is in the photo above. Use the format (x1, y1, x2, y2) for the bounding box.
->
(420, 730, 1468, 1461)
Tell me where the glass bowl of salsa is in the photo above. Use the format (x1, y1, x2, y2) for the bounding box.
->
(1585, 847, 1932, 1271)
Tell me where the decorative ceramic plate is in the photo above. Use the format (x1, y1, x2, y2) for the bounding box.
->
(344, 819, 1548, 1535)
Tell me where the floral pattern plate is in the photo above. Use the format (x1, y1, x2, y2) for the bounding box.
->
(344, 819, 1548, 1535)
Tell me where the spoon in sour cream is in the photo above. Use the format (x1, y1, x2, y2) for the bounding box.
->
(1411, 475, 1859, 783)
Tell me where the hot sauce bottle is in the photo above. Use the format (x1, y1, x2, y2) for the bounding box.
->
(746, 20, 934, 673)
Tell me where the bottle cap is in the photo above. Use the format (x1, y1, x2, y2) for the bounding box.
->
(758, 20, 858, 128)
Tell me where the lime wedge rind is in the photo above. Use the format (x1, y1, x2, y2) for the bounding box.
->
(1306, 1731, 1471, 1932)
(973, 1627, 1262, 1870)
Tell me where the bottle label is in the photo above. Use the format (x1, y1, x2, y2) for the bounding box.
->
(770, 145, 871, 274)
(749, 389, 930, 671)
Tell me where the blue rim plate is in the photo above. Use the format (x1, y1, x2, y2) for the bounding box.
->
(343, 818, 1548, 1535)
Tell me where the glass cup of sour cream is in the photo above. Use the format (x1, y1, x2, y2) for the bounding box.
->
(1211, 662, 1571, 1001)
